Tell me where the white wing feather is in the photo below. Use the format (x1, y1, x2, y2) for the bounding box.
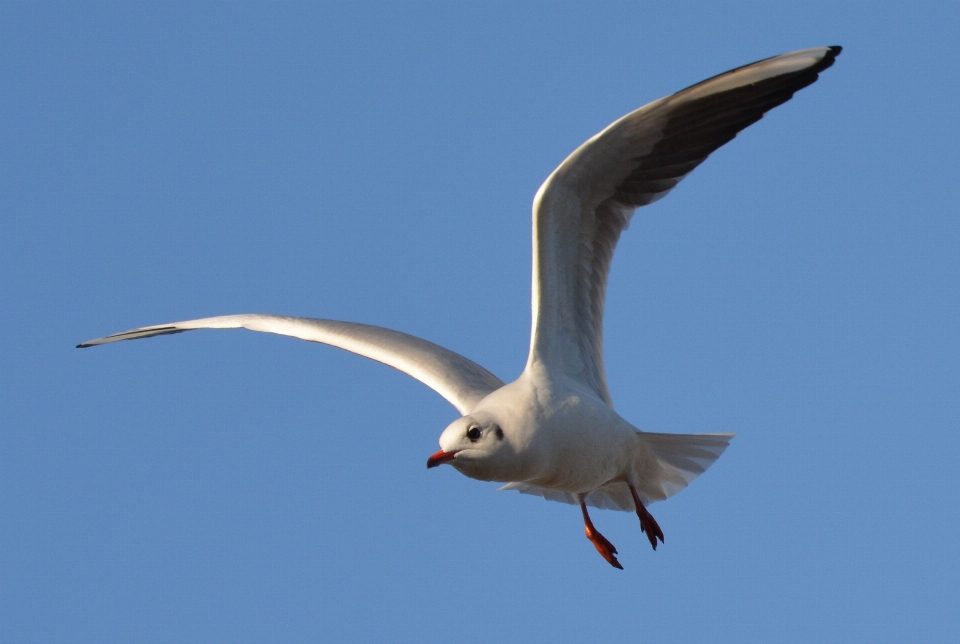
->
(78, 314, 504, 415)
(527, 46, 841, 405)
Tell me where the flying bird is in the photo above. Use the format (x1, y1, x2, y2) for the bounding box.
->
(80, 46, 841, 569)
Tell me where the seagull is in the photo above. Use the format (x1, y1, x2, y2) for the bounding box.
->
(80, 46, 841, 569)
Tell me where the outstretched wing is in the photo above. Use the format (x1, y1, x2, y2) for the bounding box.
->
(527, 46, 841, 405)
(78, 314, 504, 414)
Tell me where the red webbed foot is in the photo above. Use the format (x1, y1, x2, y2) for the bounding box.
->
(585, 523, 623, 569)
(580, 500, 623, 569)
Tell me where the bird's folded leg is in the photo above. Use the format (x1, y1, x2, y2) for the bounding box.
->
(629, 484, 664, 550)
(580, 499, 623, 570)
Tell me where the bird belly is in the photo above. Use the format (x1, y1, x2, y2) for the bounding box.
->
(526, 417, 637, 495)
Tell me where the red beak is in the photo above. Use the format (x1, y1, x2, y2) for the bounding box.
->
(426, 449, 458, 469)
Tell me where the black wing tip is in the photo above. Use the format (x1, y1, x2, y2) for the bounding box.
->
(76, 326, 185, 348)
(815, 45, 843, 72)
(782, 45, 842, 80)
(672, 45, 843, 100)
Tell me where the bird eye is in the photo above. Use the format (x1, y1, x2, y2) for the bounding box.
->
(466, 426, 482, 441)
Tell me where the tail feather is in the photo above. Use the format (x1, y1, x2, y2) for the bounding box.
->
(643, 432, 734, 500)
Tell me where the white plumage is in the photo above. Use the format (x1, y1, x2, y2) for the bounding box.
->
(80, 46, 841, 568)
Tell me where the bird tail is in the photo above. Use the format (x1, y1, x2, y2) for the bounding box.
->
(641, 431, 734, 501)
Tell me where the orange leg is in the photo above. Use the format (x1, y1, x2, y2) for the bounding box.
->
(629, 484, 664, 550)
(580, 500, 623, 570)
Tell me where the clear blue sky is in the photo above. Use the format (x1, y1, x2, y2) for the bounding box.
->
(2, 2, 958, 642)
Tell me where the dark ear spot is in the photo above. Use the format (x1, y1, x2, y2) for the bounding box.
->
(495, 427, 504, 440)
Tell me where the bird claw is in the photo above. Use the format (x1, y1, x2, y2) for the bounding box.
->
(585, 525, 623, 570)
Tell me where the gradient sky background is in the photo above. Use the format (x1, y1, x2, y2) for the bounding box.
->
(2, 2, 959, 642)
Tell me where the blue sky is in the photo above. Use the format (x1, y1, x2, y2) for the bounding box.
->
(2, 2, 958, 642)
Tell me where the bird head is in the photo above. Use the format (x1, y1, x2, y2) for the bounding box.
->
(426, 412, 511, 481)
